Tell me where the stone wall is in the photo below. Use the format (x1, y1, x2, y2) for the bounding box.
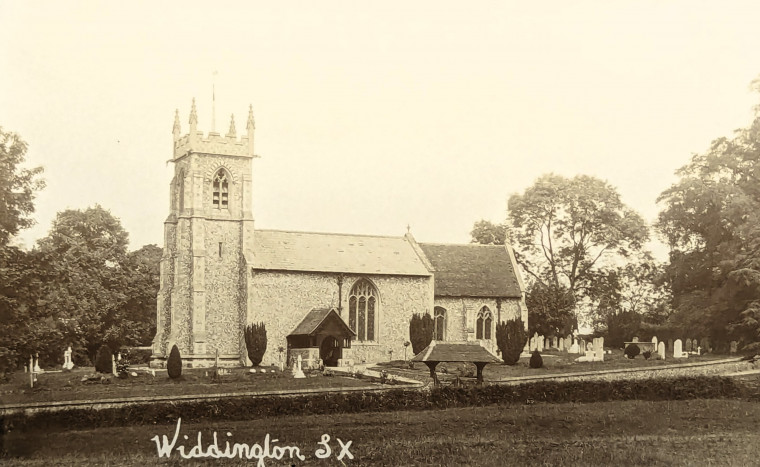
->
(432, 296, 523, 353)
(249, 271, 433, 366)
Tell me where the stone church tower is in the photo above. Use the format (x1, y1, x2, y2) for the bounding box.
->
(151, 99, 257, 367)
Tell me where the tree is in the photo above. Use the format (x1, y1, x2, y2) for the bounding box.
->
(167, 345, 182, 378)
(244, 322, 267, 366)
(525, 282, 576, 337)
(496, 318, 527, 365)
(409, 312, 434, 355)
(508, 174, 649, 322)
(657, 80, 760, 350)
(121, 244, 162, 346)
(0, 128, 45, 247)
(470, 220, 507, 245)
(94, 344, 113, 373)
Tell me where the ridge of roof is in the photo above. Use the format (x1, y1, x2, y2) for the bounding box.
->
(255, 228, 405, 240)
(418, 241, 509, 248)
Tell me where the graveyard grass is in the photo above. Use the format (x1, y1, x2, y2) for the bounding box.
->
(0, 367, 377, 405)
(376, 348, 730, 383)
(5, 397, 760, 465)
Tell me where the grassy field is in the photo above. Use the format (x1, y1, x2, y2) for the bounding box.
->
(0, 367, 379, 405)
(375, 349, 732, 383)
(3, 397, 759, 465)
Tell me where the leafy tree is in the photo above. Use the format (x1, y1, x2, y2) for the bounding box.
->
(121, 244, 162, 345)
(470, 220, 507, 245)
(94, 344, 113, 373)
(496, 318, 527, 365)
(167, 344, 182, 378)
(409, 312, 434, 355)
(244, 322, 267, 366)
(525, 282, 576, 337)
(0, 127, 45, 247)
(657, 79, 760, 350)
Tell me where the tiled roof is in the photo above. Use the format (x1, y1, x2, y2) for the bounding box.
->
(253, 229, 431, 276)
(418, 243, 522, 297)
(288, 308, 355, 337)
(411, 341, 501, 363)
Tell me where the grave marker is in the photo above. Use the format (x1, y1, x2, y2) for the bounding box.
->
(658, 341, 665, 360)
(674, 339, 683, 358)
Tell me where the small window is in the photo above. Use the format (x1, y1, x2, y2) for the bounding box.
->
(434, 307, 446, 341)
(212, 170, 229, 208)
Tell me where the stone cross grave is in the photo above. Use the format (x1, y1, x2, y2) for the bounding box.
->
(293, 354, 306, 379)
(63, 346, 74, 370)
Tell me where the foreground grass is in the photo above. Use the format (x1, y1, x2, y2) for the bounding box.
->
(3, 398, 759, 466)
(0, 368, 378, 405)
(375, 350, 732, 383)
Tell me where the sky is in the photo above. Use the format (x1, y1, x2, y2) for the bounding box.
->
(2, 1, 760, 260)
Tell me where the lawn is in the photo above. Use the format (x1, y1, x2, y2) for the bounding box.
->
(374, 349, 733, 383)
(3, 397, 759, 465)
(0, 366, 381, 405)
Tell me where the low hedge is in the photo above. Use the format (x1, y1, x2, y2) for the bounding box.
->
(4, 375, 747, 432)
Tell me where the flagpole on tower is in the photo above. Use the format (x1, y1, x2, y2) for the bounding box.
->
(212, 71, 218, 133)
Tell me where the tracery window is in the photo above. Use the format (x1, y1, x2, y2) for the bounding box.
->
(476, 306, 493, 340)
(212, 170, 229, 208)
(434, 307, 446, 341)
(348, 279, 377, 342)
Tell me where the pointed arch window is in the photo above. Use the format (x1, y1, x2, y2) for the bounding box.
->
(434, 307, 446, 341)
(476, 306, 493, 340)
(177, 170, 185, 212)
(212, 170, 229, 208)
(348, 279, 378, 342)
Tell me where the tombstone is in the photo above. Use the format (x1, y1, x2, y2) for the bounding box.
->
(568, 338, 579, 354)
(523, 339, 530, 354)
(558, 337, 565, 352)
(529, 337, 536, 351)
(565, 335, 573, 352)
(586, 342, 593, 355)
(63, 346, 74, 370)
(593, 337, 604, 361)
(697, 346, 701, 356)
(700, 337, 710, 352)
(33, 353, 41, 373)
(537, 335, 545, 351)
(685, 339, 692, 352)
(652, 336, 658, 348)
(632, 337, 639, 343)
(658, 341, 666, 360)
(293, 354, 306, 379)
(692, 339, 699, 352)
(111, 354, 117, 375)
(674, 339, 683, 358)
(730, 341, 738, 354)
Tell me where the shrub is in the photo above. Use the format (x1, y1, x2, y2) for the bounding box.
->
(496, 318, 528, 365)
(529, 350, 543, 369)
(624, 344, 641, 359)
(409, 312, 434, 355)
(167, 345, 182, 379)
(94, 344, 113, 373)
(244, 322, 267, 366)
(642, 350, 652, 360)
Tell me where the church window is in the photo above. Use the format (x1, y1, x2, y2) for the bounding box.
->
(177, 170, 185, 212)
(348, 279, 378, 342)
(476, 306, 493, 340)
(212, 170, 229, 208)
(434, 307, 446, 341)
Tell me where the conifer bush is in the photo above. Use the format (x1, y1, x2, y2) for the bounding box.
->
(496, 318, 528, 365)
(244, 322, 267, 366)
(409, 312, 434, 355)
(167, 345, 182, 379)
(529, 350, 543, 369)
(625, 343, 641, 359)
(94, 344, 113, 373)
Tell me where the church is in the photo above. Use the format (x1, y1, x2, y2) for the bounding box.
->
(151, 100, 528, 368)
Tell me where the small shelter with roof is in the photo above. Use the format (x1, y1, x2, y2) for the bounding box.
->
(286, 307, 356, 369)
(411, 341, 502, 385)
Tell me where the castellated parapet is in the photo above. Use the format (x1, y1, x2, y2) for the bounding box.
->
(172, 98, 256, 160)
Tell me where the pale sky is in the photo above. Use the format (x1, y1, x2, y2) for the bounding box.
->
(2, 1, 760, 259)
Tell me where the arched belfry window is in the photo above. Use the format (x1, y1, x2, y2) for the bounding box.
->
(476, 306, 493, 340)
(434, 307, 446, 341)
(212, 170, 229, 208)
(348, 279, 378, 342)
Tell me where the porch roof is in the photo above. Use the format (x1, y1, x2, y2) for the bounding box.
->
(288, 307, 356, 338)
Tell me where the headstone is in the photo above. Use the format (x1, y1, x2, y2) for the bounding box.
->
(293, 354, 306, 379)
(586, 342, 593, 353)
(658, 341, 665, 360)
(537, 335, 545, 351)
(730, 341, 738, 354)
(697, 346, 701, 356)
(652, 336, 658, 348)
(63, 346, 74, 370)
(33, 353, 41, 373)
(565, 335, 572, 352)
(700, 337, 710, 352)
(529, 337, 536, 351)
(692, 339, 699, 352)
(593, 337, 604, 361)
(685, 339, 692, 352)
(674, 339, 683, 358)
(558, 337, 565, 351)
(111, 355, 117, 375)
(632, 337, 639, 343)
